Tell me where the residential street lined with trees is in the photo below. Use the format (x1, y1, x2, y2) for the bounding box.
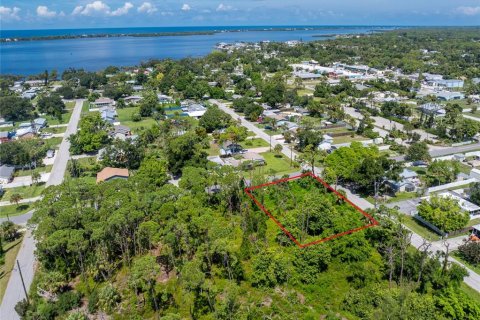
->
(0, 99, 84, 320)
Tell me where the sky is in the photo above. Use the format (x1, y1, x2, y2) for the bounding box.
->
(0, 0, 479, 30)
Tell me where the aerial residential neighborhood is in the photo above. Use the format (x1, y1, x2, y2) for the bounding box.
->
(1, 1, 480, 319)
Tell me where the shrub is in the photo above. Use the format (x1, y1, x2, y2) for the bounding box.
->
(56, 291, 82, 314)
(15, 299, 29, 317)
(87, 290, 99, 314)
(132, 113, 142, 122)
(458, 241, 480, 265)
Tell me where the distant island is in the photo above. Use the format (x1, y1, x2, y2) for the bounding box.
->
(1, 26, 377, 43)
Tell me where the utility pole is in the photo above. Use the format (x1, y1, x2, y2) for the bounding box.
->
(17, 260, 29, 304)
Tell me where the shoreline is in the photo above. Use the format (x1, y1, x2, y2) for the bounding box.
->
(1, 26, 380, 43)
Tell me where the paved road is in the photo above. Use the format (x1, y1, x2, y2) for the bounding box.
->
(0, 99, 84, 319)
(210, 99, 480, 293)
(463, 114, 480, 122)
(392, 142, 480, 162)
(0, 210, 33, 226)
(343, 106, 389, 138)
(0, 197, 42, 207)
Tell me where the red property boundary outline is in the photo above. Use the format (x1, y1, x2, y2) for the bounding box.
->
(244, 171, 379, 248)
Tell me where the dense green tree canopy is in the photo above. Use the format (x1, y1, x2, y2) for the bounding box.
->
(417, 195, 470, 232)
(0, 96, 34, 121)
(69, 113, 111, 154)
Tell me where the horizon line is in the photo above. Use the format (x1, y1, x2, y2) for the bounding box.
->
(3, 24, 480, 32)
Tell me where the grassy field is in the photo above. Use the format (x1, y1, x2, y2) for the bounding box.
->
(297, 89, 314, 96)
(401, 215, 441, 241)
(81, 101, 90, 114)
(41, 126, 67, 134)
(0, 204, 32, 218)
(65, 101, 75, 109)
(260, 151, 297, 175)
(117, 107, 138, 122)
(0, 184, 45, 201)
(15, 165, 52, 177)
(44, 109, 73, 126)
(386, 191, 419, 203)
(117, 107, 157, 132)
(0, 234, 24, 303)
(332, 134, 367, 144)
(240, 137, 270, 149)
(43, 137, 63, 149)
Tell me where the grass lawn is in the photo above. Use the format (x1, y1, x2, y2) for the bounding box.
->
(117, 106, 157, 132)
(44, 109, 72, 126)
(401, 215, 441, 241)
(468, 218, 480, 227)
(117, 107, 138, 122)
(460, 283, 480, 305)
(255, 124, 279, 136)
(0, 234, 24, 303)
(65, 101, 75, 109)
(297, 89, 314, 96)
(458, 162, 472, 175)
(122, 119, 157, 132)
(259, 151, 297, 175)
(0, 204, 32, 218)
(240, 138, 270, 149)
(0, 184, 45, 201)
(43, 137, 63, 149)
(453, 251, 480, 275)
(386, 192, 419, 203)
(41, 126, 67, 134)
(15, 165, 52, 177)
(81, 101, 90, 114)
(205, 143, 220, 156)
(332, 134, 366, 144)
(440, 99, 475, 110)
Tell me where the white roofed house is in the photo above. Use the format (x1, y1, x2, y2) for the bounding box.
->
(15, 126, 36, 140)
(123, 95, 142, 105)
(435, 79, 464, 89)
(158, 94, 174, 104)
(183, 104, 207, 118)
(419, 103, 446, 116)
(90, 97, 115, 109)
(434, 91, 465, 101)
(100, 107, 117, 124)
(437, 191, 480, 220)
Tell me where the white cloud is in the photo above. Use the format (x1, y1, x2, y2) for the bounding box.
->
(0, 6, 21, 21)
(216, 4, 233, 12)
(138, 2, 157, 14)
(161, 11, 174, 16)
(72, 6, 83, 15)
(456, 6, 480, 16)
(71, 1, 134, 17)
(74, 1, 110, 16)
(181, 4, 191, 11)
(111, 2, 134, 16)
(37, 6, 57, 18)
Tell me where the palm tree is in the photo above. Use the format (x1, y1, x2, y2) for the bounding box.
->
(10, 193, 23, 208)
(31, 171, 41, 185)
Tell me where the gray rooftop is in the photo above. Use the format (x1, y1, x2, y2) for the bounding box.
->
(0, 165, 15, 178)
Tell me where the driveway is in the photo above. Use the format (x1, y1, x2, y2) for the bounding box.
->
(387, 198, 421, 215)
(2, 173, 50, 189)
